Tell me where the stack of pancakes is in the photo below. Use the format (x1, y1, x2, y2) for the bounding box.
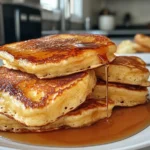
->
(92, 56, 150, 106)
(0, 34, 149, 133)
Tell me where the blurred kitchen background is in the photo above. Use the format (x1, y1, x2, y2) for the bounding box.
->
(0, 2, 149, 150)
(1, 0, 150, 45)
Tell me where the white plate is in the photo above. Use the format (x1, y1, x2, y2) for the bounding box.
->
(0, 125, 150, 150)
(0, 92, 150, 150)
(0, 61, 150, 150)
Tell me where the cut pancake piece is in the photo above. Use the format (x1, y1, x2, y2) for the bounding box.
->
(0, 67, 96, 127)
(0, 34, 116, 78)
(95, 56, 150, 86)
(90, 80, 148, 107)
(0, 99, 114, 132)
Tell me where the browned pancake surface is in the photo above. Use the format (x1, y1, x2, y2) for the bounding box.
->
(0, 99, 114, 132)
(0, 67, 87, 108)
(0, 34, 115, 64)
(67, 98, 114, 116)
(110, 56, 147, 72)
(95, 56, 150, 86)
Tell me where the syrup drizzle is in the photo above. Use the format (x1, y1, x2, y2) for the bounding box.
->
(75, 42, 110, 118)
(105, 64, 109, 118)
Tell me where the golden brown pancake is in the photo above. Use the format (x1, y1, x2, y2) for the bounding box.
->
(134, 43, 150, 53)
(134, 34, 150, 49)
(0, 67, 96, 127)
(0, 99, 114, 132)
(116, 40, 136, 54)
(0, 34, 116, 78)
(95, 56, 150, 86)
(90, 80, 148, 107)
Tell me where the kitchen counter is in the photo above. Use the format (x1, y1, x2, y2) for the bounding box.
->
(42, 29, 150, 37)
(41, 30, 133, 46)
(65, 29, 150, 37)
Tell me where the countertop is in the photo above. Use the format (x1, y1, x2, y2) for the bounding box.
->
(65, 29, 150, 36)
(42, 29, 150, 37)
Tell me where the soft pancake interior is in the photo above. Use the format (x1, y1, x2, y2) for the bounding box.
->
(90, 80, 148, 107)
(0, 67, 96, 127)
(0, 34, 116, 78)
(0, 99, 114, 132)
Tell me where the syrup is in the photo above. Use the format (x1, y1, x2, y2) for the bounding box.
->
(0, 102, 150, 147)
(105, 64, 109, 117)
(0, 40, 147, 148)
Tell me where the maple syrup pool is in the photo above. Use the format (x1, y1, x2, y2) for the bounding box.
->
(0, 102, 150, 147)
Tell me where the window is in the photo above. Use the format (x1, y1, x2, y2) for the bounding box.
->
(70, 0, 83, 18)
(65, 0, 83, 22)
(40, 0, 59, 10)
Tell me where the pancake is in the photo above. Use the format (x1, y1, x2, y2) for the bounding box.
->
(90, 80, 148, 107)
(133, 43, 150, 53)
(0, 34, 116, 79)
(116, 40, 136, 54)
(0, 99, 114, 132)
(95, 56, 150, 86)
(134, 34, 150, 49)
(0, 67, 96, 127)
